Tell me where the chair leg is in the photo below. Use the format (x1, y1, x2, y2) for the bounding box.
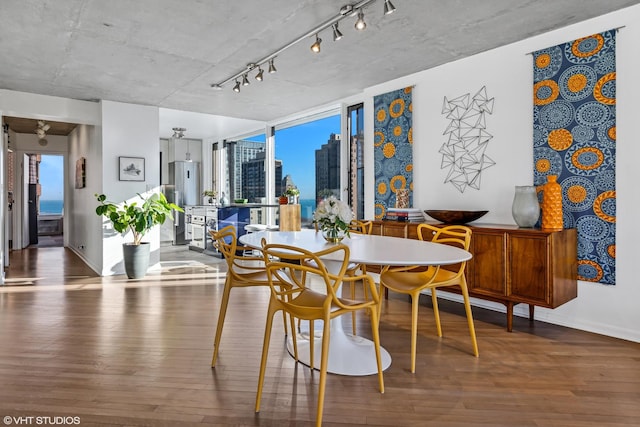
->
(211, 279, 233, 367)
(431, 288, 443, 337)
(410, 293, 420, 374)
(368, 306, 385, 394)
(309, 319, 315, 370)
(459, 280, 479, 357)
(315, 318, 331, 427)
(288, 312, 299, 361)
(255, 303, 277, 413)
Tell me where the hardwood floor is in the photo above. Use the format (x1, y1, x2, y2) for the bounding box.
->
(0, 246, 638, 426)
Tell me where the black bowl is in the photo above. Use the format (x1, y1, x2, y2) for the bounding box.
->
(424, 210, 488, 224)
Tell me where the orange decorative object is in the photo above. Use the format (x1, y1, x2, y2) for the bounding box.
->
(540, 175, 563, 230)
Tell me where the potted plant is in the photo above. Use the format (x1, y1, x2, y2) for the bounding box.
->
(284, 185, 300, 204)
(95, 192, 182, 279)
(203, 189, 217, 205)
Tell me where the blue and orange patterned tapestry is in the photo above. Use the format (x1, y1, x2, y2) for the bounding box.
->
(374, 86, 413, 219)
(532, 30, 616, 284)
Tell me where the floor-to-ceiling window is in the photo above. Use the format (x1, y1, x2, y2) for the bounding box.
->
(274, 113, 340, 227)
(348, 103, 364, 219)
(222, 133, 266, 203)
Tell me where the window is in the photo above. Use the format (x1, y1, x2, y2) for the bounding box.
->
(222, 134, 266, 203)
(348, 103, 365, 219)
(274, 114, 340, 227)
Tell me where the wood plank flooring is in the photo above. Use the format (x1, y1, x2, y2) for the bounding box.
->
(0, 246, 638, 426)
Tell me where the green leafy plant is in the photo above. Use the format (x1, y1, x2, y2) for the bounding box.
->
(284, 185, 300, 196)
(202, 189, 217, 198)
(95, 192, 183, 245)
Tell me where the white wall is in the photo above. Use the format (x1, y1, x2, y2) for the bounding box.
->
(360, 6, 640, 342)
(100, 100, 161, 276)
(68, 123, 102, 273)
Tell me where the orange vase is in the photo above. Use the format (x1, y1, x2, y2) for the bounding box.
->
(540, 175, 563, 230)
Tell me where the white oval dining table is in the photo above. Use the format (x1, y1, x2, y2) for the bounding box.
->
(239, 228, 472, 376)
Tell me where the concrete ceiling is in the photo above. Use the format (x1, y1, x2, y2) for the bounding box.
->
(1, 0, 639, 136)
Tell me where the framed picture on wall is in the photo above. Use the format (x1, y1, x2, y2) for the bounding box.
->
(75, 157, 86, 189)
(119, 156, 145, 181)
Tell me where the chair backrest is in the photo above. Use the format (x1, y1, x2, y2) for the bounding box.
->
(417, 224, 471, 275)
(350, 219, 373, 235)
(211, 225, 265, 276)
(260, 241, 353, 315)
(210, 225, 237, 268)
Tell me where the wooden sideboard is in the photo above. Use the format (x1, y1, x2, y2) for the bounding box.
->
(371, 221, 578, 331)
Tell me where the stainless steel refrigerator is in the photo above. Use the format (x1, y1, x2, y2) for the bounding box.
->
(166, 161, 200, 245)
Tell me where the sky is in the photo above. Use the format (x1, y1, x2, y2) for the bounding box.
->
(247, 114, 340, 199)
(39, 155, 64, 200)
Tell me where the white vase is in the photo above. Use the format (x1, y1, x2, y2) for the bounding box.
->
(512, 186, 540, 228)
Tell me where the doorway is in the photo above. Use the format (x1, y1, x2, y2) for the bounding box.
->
(32, 154, 64, 247)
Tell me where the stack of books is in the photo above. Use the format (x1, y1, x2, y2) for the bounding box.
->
(384, 208, 425, 222)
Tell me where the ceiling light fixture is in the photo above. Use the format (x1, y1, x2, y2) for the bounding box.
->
(310, 34, 322, 53)
(209, 0, 394, 92)
(383, 0, 396, 15)
(255, 67, 264, 81)
(35, 120, 50, 145)
(332, 23, 343, 41)
(172, 127, 186, 139)
(354, 9, 366, 30)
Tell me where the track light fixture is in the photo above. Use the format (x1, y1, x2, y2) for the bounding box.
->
(209, 0, 395, 92)
(383, 0, 396, 15)
(310, 34, 322, 53)
(332, 23, 343, 41)
(255, 66, 264, 81)
(355, 9, 366, 30)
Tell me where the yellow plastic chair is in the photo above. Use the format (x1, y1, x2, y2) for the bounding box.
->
(209, 225, 293, 367)
(380, 224, 479, 373)
(347, 219, 373, 333)
(306, 219, 373, 335)
(255, 241, 384, 427)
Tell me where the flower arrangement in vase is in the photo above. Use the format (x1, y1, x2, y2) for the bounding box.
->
(312, 196, 353, 243)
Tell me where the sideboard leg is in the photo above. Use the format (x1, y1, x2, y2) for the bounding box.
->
(506, 302, 514, 332)
(529, 304, 535, 321)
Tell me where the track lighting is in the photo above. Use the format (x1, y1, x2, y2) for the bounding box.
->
(355, 9, 366, 30)
(383, 0, 396, 15)
(310, 34, 322, 53)
(255, 67, 264, 81)
(332, 23, 343, 41)
(209, 0, 396, 92)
